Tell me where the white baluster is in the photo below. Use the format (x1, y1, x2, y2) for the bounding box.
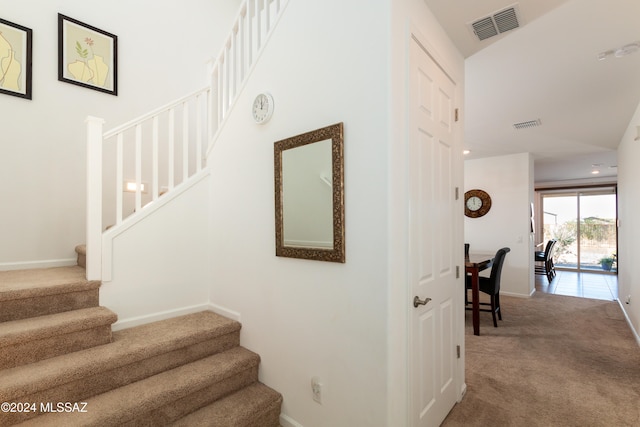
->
(265, 0, 271, 32)
(238, 7, 246, 80)
(152, 115, 159, 201)
(222, 49, 229, 118)
(183, 102, 189, 182)
(168, 108, 175, 190)
(196, 94, 203, 171)
(247, 1, 254, 66)
(116, 133, 124, 225)
(255, 0, 262, 50)
(231, 25, 237, 99)
(215, 63, 222, 130)
(135, 124, 142, 212)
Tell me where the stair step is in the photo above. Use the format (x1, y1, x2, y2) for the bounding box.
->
(0, 311, 241, 425)
(0, 266, 100, 322)
(16, 347, 261, 426)
(172, 382, 283, 427)
(0, 306, 116, 370)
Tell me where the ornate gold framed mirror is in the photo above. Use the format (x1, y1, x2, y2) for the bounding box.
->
(274, 122, 345, 262)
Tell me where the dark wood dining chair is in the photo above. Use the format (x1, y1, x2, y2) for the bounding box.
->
(535, 239, 557, 282)
(464, 243, 470, 305)
(466, 247, 511, 327)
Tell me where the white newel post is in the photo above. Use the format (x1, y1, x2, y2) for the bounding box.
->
(85, 116, 105, 281)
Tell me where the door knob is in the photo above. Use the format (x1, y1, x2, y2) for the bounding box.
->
(413, 296, 432, 308)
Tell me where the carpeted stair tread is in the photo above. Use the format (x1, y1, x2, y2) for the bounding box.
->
(16, 347, 260, 426)
(0, 306, 116, 347)
(0, 307, 117, 370)
(0, 265, 100, 322)
(1, 310, 240, 402)
(0, 266, 98, 300)
(172, 382, 283, 427)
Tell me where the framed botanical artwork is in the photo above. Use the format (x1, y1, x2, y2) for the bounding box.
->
(0, 18, 33, 100)
(58, 14, 117, 95)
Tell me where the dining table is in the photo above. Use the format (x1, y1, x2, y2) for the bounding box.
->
(465, 252, 495, 336)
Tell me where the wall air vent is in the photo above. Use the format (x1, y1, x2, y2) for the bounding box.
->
(470, 5, 521, 41)
(513, 119, 541, 130)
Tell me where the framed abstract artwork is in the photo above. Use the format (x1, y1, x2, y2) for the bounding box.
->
(0, 18, 33, 99)
(58, 14, 117, 95)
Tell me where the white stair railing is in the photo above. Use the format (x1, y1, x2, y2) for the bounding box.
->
(208, 0, 288, 148)
(85, 0, 289, 280)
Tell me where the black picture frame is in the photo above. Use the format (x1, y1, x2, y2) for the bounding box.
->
(0, 18, 33, 100)
(58, 14, 117, 95)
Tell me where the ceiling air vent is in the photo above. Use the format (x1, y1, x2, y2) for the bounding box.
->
(513, 119, 541, 130)
(470, 5, 521, 41)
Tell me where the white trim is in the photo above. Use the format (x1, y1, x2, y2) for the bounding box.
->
(458, 382, 467, 402)
(617, 299, 640, 347)
(110, 303, 213, 331)
(109, 302, 241, 331)
(0, 258, 77, 271)
(208, 302, 241, 322)
(279, 414, 303, 427)
(501, 290, 535, 298)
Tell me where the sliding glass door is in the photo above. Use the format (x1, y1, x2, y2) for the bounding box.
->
(578, 193, 617, 271)
(541, 188, 617, 273)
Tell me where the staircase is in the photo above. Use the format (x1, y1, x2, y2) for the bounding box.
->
(0, 267, 282, 426)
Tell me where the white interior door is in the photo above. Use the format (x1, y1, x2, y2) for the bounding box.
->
(409, 36, 458, 427)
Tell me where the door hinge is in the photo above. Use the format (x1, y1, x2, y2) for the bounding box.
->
(455, 187, 459, 200)
(456, 345, 461, 359)
(455, 108, 459, 122)
(456, 266, 460, 279)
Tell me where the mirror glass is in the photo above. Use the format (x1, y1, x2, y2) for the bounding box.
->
(274, 122, 345, 262)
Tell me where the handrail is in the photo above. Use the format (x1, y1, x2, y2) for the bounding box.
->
(85, 0, 289, 280)
(104, 87, 209, 138)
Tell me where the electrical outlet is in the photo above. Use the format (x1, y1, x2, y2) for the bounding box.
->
(311, 376, 322, 404)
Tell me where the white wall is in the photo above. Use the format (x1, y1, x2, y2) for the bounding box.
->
(207, 1, 389, 425)
(0, 0, 241, 269)
(464, 153, 535, 297)
(616, 101, 640, 344)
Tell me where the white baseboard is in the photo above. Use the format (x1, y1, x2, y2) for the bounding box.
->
(110, 302, 242, 331)
(280, 414, 304, 427)
(617, 299, 640, 347)
(459, 382, 467, 401)
(111, 303, 213, 331)
(500, 290, 533, 298)
(208, 302, 241, 322)
(0, 258, 77, 271)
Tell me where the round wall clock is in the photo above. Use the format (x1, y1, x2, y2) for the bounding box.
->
(464, 189, 492, 218)
(252, 92, 274, 124)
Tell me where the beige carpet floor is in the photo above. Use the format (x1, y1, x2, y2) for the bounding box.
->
(443, 292, 640, 427)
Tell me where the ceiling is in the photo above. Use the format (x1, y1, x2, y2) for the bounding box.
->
(424, 0, 640, 183)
